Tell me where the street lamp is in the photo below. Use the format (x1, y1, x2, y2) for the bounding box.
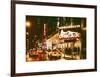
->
(26, 21, 31, 51)
(26, 21, 31, 28)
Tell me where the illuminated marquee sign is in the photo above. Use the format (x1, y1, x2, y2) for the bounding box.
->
(59, 30, 80, 40)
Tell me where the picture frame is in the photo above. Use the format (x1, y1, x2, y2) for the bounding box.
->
(11, 0, 97, 77)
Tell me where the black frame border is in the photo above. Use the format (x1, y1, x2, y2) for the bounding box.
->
(11, 0, 97, 77)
